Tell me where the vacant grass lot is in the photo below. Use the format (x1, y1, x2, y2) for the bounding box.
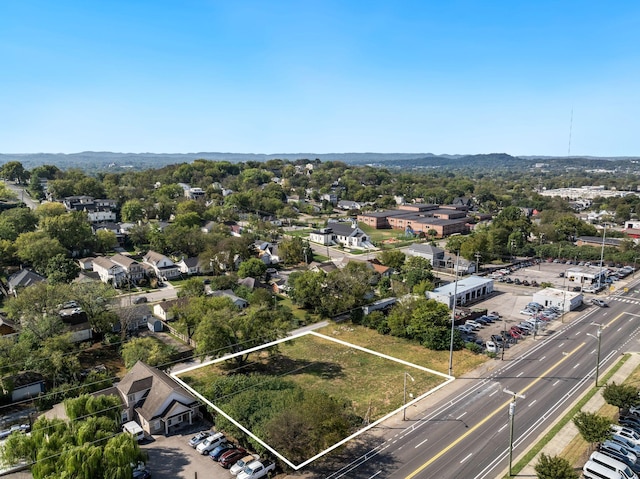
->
(181, 324, 486, 423)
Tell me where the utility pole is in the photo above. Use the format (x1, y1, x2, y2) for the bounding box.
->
(503, 388, 526, 476)
(448, 252, 460, 377)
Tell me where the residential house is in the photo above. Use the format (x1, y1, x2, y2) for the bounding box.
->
(113, 305, 152, 333)
(7, 269, 45, 296)
(152, 298, 188, 321)
(308, 223, 372, 249)
(108, 361, 201, 436)
(444, 255, 477, 275)
(111, 254, 145, 283)
(338, 200, 364, 210)
(254, 241, 279, 265)
(405, 243, 445, 268)
(177, 257, 202, 275)
(2, 371, 45, 402)
(366, 260, 393, 278)
(63, 196, 118, 223)
(0, 315, 18, 339)
(143, 251, 181, 280)
(92, 256, 126, 287)
(77, 257, 95, 271)
(208, 289, 249, 308)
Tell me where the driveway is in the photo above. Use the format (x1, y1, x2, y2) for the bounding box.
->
(141, 424, 237, 479)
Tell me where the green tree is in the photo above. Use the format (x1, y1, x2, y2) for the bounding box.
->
(64, 394, 122, 422)
(14, 230, 67, 271)
(572, 411, 612, 448)
(0, 207, 38, 241)
(95, 229, 118, 253)
(377, 249, 406, 271)
(178, 277, 206, 298)
(0, 181, 17, 200)
(34, 201, 67, 220)
(120, 199, 146, 222)
(2, 415, 145, 479)
(534, 453, 579, 479)
(238, 257, 267, 278)
(121, 337, 176, 369)
(278, 236, 310, 265)
(41, 211, 95, 254)
(288, 270, 325, 312)
(602, 382, 640, 412)
(44, 253, 80, 284)
(1, 161, 29, 184)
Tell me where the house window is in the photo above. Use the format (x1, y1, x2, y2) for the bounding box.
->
(128, 394, 135, 403)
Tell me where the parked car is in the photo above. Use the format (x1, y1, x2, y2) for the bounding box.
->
(219, 448, 249, 468)
(196, 432, 227, 454)
(458, 325, 475, 334)
(601, 440, 638, 463)
(464, 320, 482, 330)
(612, 425, 640, 446)
(210, 443, 237, 461)
(133, 296, 148, 304)
(230, 455, 260, 476)
(133, 469, 152, 479)
(188, 430, 212, 448)
(485, 341, 499, 353)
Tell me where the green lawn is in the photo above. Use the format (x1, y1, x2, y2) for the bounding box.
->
(180, 324, 486, 422)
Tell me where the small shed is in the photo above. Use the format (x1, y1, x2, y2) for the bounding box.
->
(147, 319, 163, 333)
(532, 288, 583, 312)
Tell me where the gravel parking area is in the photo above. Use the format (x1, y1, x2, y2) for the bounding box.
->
(141, 423, 242, 479)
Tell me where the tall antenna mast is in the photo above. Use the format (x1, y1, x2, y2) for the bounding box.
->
(567, 108, 573, 156)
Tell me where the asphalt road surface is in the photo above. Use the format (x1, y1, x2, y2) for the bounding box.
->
(311, 280, 640, 479)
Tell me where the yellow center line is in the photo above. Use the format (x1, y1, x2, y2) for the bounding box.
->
(605, 312, 625, 328)
(405, 341, 586, 479)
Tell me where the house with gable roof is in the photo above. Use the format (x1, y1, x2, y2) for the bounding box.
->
(309, 223, 371, 249)
(93, 256, 126, 287)
(104, 361, 200, 436)
(110, 253, 145, 283)
(6, 269, 45, 296)
(143, 251, 181, 280)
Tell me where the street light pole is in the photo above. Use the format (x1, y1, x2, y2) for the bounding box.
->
(448, 252, 460, 377)
(403, 372, 415, 420)
(598, 223, 607, 290)
(587, 324, 603, 387)
(503, 388, 526, 477)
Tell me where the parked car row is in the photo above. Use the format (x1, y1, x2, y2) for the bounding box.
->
(188, 429, 267, 476)
(582, 409, 640, 478)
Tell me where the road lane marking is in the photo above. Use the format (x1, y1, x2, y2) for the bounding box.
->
(528, 399, 537, 407)
(404, 341, 586, 479)
(558, 343, 565, 348)
(539, 356, 546, 361)
(498, 423, 508, 433)
(460, 453, 473, 463)
(456, 412, 467, 420)
(368, 471, 382, 479)
(573, 363, 580, 369)
(489, 390, 498, 397)
(590, 349, 596, 354)
(516, 371, 523, 377)
(552, 380, 560, 386)
(414, 438, 428, 449)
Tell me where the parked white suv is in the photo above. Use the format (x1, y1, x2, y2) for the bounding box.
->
(196, 432, 227, 454)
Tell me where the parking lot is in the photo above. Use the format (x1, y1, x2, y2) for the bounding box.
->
(457, 260, 634, 351)
(140, 423, 250, 479)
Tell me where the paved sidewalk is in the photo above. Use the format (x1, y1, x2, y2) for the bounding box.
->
(508, 351, 640, 478)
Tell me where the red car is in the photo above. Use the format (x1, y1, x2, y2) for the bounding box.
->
(218, 448, 247, 469)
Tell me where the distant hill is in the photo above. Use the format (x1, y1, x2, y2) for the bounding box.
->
(1, 151, 639, 173)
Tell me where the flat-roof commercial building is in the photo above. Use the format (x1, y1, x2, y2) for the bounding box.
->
(427, 276, 494, 309)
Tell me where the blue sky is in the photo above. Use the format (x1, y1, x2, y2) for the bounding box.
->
(1, 1, 639, 156)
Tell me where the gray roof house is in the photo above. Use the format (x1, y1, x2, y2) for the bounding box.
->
(405, 243, 445, 268)
(102, 361, 201, 436)
(7, 269, 45, 296)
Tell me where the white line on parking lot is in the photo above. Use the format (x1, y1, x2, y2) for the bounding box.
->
(460, 453, 473, 463)
(414, 438, 429, 449)
(368, 471, 383, 478)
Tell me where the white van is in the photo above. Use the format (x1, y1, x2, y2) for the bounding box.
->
(583, 459, 625, 479)
(589, 452, 638, 479)
(122, 421, 145, 442)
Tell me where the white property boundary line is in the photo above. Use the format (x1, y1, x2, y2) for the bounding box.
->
(171, 331, 454, 470)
